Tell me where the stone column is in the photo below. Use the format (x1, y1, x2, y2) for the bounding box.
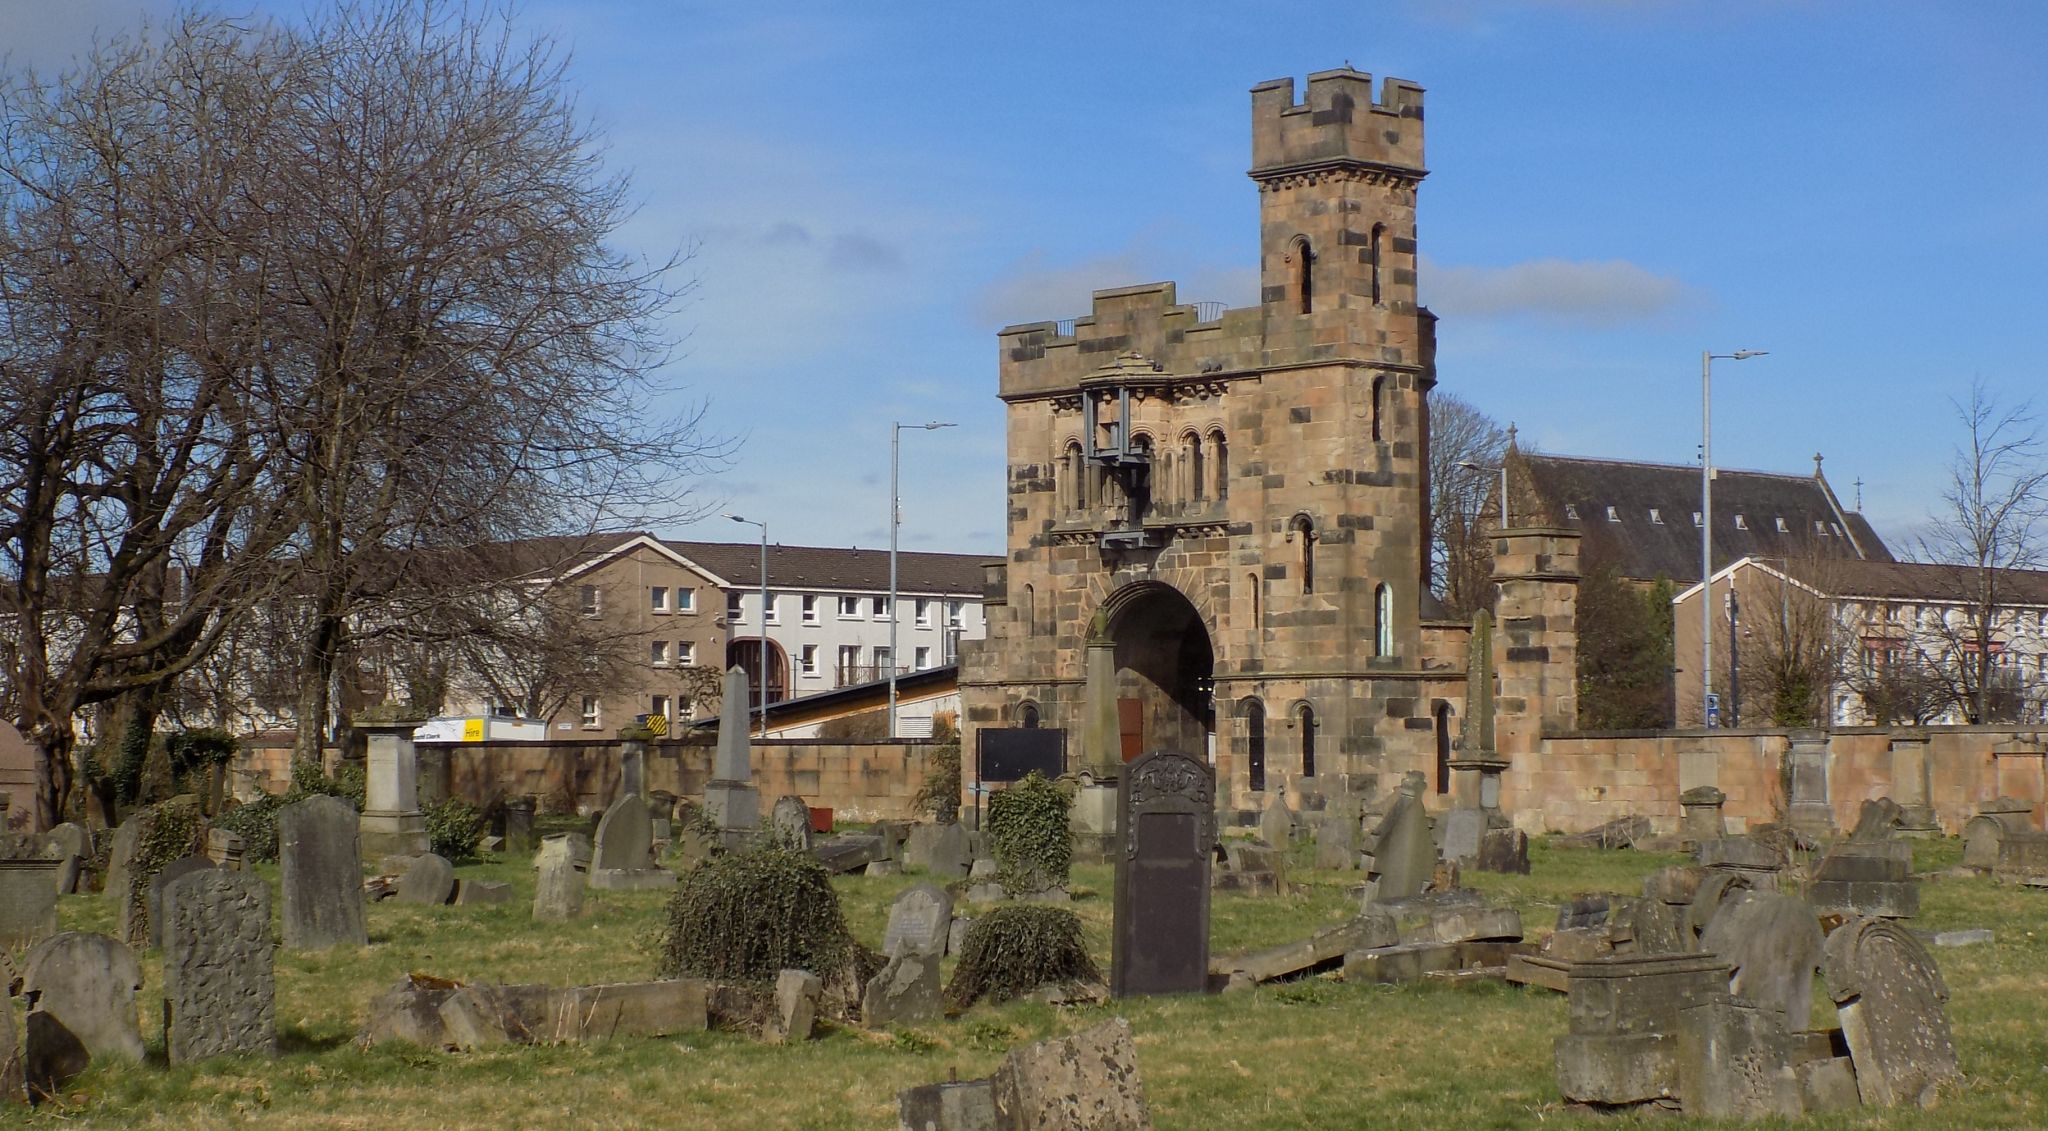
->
(1083, 613, 1120, 777)
(1784, 729, 1836, 839)
(1491, 527, 1581, 759)
(1888, 733, 1939, 837)
(357, 705, 430, 858)
(703, 667, 760, 849)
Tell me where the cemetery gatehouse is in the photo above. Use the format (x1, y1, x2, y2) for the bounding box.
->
(957, 68, 1578, 812)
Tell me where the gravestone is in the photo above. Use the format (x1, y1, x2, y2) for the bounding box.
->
(144, 855, 216, 949)
(884, 884, 954, 958)
(1258, 790, 1293, 849)
(103, 820, 142, 907)
(763, 969, 822, 1045)
(278, 795, 368, 948)
(589, 793, 673, 890)
(769, 795, 813, 851)
(45, 823, 89, 894)
(861, 950, 941, 1027)
(502, 796, 536, 855)
(1111, 750, 1213, 998)
(0, 977, 19, 1104)
(1697, 890, 1825, 1029)
(1888, 736, 1940, 837)
(1366, 777, 1435, 903)
(989, 1017, 1151, 1131)
(1554, 952, 1735, 1105)
(1679, 786, 1726, 845)
(703, 667, 760, 849)
(1962, 797, 2034, 870)
(1822, 916, 1959, 1108)
(1313, 807, 1357, 871)
(533, 834, 586, 922)
(904, 822, 971, 879)
(1439, 808, 1486, 867)
(1477, 827, 1531, 875)
(396, 853, 456, 905)
(1674, 995, 1801, 1118)
(1849, 797, 1905, 841)
(20, 933, 146, 1070)
(357, 706, 431, 857)
(1810, 844, 1917, 919)
(162, 868, 276, 1063)
(0, 860, 59, 947)
(1784, 729, 1836, 839)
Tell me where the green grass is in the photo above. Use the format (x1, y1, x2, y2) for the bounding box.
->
(15, 836, 2048, 1127)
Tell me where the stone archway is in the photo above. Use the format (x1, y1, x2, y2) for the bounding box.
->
(1101, 581, 1215, 759)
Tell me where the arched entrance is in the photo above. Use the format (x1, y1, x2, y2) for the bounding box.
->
(726, 638, 789, 710)
(1102, 582, 1214, 759)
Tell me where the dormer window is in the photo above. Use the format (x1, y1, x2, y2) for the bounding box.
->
(1564, 504, 1579, 521)
(1605, 506, 1620, 522)
(1734, 514, 1749, 530)
(1692, 511, 1703, 527)
(1775, 517, 1789, 533)
(1648, 508, 1664, 524)
(1816, 521, 1829, 535)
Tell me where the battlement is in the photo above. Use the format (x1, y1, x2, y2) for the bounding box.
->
(1250, 68, 1425, 180)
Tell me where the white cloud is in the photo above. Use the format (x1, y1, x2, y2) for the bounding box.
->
(1422, 256, 1702, 326)
(0, 0, 169, 75)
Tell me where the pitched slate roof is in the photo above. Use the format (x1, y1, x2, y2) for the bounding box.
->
(1515, 453, 1892, 585)
(1775, 557, 2048, 606)
(660, 540, 986, 595)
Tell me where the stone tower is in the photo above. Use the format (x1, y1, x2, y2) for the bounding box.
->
(960, 69, 1468, 812)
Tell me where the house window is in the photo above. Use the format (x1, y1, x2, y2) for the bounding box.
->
(915, 598, 932, 627)
(677, 697, 694, 721)
(650, 586, 670, 613)
(1605, 506, 1620, 522)
(762, 592, 779, 624)
(1375, 584, 1394, 657)
(726, 591, 744, 620)
(677, 641, 695, 666)
(1298, 703, 1317, 778)
(915, 646, 932, 669)
(800, 644, 819, 676)
(579, 696, 601, 729)
(838, 595, 861, 618)
(802, 595, 819, 624)
(1816, 521, 1830, 535)
(1775, 517, 1789, 532)
(676, 587, 695, 612)
(874, 646, 893, 674)
(579, 585, 600, 616)
(875, 596, 892, 620)
(1648, 508, 1663, 524)
(650, 640, 670, 667)
(1244, 700, 1267, 792)
(650, 695, 670, 720)
(946, 600, 963, 627)
(837, 644, 860, 682)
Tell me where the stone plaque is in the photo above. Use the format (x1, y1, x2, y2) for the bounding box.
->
(278, 795, 368, 949)
(883, 884, 954, 958)
(1821, 916, 1958, 1108)
(162, 869, 276, 1063)
(1111, 750, 1213, 998)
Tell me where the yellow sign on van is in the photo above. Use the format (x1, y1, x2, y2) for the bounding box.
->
(462, 718, 485, 742)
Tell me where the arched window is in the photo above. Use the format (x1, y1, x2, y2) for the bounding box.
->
(1298, 703, 1316, 778)
(1369, 223, 1386, 306)
(1022, 584, 1036, 637)
(1186, 433, 1205, 502)
(1211, 431, 1229, 500)
(1370, 376, 1385, 443)
(1374, 583, 1393, 657)
(1247, 571, 1262, 640)
(1292, 237, 1313, 314)
(1434, 702, 1452, 795)
(1243, 699, 1267, 793)
(1019, 701, 1041, 729)
(1064, 441, 1085, 511)
(1129, 434, 1153, 518)
(1293, 515, 1316, 595)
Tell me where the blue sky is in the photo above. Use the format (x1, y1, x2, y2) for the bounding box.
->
(8, 1, 2045, 558)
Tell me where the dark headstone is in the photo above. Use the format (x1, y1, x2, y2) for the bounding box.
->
(862, 950, 942, 1027)
(502, 796, 536, 856)
(1476, 827, 1530, 874)
(162, 869, 276, 1063)
(593, 794, 653, 872)
(1822, 917, 1959, 1108)
(904, 822, 971, 879)
(1366, 790, 1434, 902)
(145, 855, 216, 949)
(0, 860, 59, 948)
(278, 795, 368, 949)
(1111, 751, 1213, 998)
(1849, 797, 1905, 841)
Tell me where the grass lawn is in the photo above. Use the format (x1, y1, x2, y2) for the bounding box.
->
(16, 835, 2048, 1128)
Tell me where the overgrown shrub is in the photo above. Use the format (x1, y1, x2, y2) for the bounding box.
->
(986, 771, 1071, 895)
(943, 905, 1099, 1010)
(425, 798, 486, 862)
(912, 738, 962, 824)
(214, 794, 292, 863)
(657, 845, 868, 987)
(289, 758, 367, 811)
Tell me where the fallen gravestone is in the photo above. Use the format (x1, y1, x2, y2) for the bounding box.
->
(396, 853, 457, 905)
(862, 950, 942, 1027)
(20, 932, 145, 1096)
(884, 884, 954, 958)
(454, 879, 513, 905)
(1697, 890, 1825, 1029)
(279, 794, 369, 949)
(763, 969, 821, 1044)
(989, 1017, 1151, 1131)
(1557, 816, 1652, 850)
(1848, 797, 1905, 841)
(1822, 916, 1959, 1109)
(1214, 841, 1286, 895)
(533, 835, 587, 922)
(162, 868, 276, 1063)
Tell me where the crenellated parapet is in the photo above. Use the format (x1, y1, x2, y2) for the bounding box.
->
(1250, 69, 1425, 186)
(997, 281, 1264, 401)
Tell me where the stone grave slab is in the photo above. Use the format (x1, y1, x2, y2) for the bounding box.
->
(763, 969, 821, 1045)
(1312, 809, 1356, 871)
(144, 855, 215, 949)
(862, 950, 941, 1027)
(1257, 791, 1293, 849)
(1476, 827, 1530, 874)
(769, 795, 813, 851)
(1674, 995, 1801, 1118)
(904, 822, 971, 879)
(0, 860, 59, 947)
(1697, 890, 1825, 1029)
(1822, 916, 1958, 1109)
(162, 869, 276, 1063)
(884, 884, 954, 958)
(990, 1017, 1150, 1131)
(1111, 750, 1213, 998)
(279, 795, 368, 949)
(533, 835, 586, 922)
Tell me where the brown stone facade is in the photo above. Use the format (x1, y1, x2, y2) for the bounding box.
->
(961, 69, 1505, 812)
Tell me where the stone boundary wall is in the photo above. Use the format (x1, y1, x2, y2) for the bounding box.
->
(1511, 727, 2048, 837)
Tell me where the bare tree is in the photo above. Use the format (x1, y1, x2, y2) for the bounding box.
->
(1729, 559, 1852, 728)
(1915, 383, 2048, 723)
(1427, 392, 1507, 619)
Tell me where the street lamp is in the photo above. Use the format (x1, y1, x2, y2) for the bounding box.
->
(1458, 459, 1510, 527)
(724, 512, 769, 737)
(1700, 349, 1768, 727)
(890, 420, 956, 739)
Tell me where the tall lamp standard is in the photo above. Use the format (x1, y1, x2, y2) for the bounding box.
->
(1458, 459, 1511, 527)
(1699, 349, 1768, 726)
(724, 512, 769, 737)
(889, 421, 956, 739)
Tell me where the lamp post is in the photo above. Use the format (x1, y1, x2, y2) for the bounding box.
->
(724, 512, 769, 737)
(890, 421, 956, 738)
(1700, 349, 1767, 726)
(1458, 459, 1511, 527)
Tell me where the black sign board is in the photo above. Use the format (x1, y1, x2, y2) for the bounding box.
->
(1111, 749, 1214, 998)
(976, 728, 1066, 783)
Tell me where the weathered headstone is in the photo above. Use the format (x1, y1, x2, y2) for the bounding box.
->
(45, 823, 89, 894)
(1312, 806, 1357, 871)
(1810, 843, 1918, 919)
(1822, 916, 1959, 1109)
(763, 969, 822, 1045)
(204, 827, 245, 871)
(396, 853, 456, 906)
(502, 796, 536, 855)
(862, 950, 942, 1027)
(1784, 729, 1836, 839)
(904, 822, 971, 879)
(0, 975, 20, 1105)
(770, 795, 814, 851)
(1365, 778, 1435, 903)
(1554, 952, 1735, 1105)
(1674, 995, 1801, 1118)
(1697, 890, 1825, 1029)
(103, 820, 141, 908)
(1477, 827, 1530, 874)
(0, 860, 59, 947)
(162, 869, 276, 1063)
(357, 706, 431, 857)
(20, 932, 145, 1073)
(703, 667, 761, 849)
(1963, 797, 2034, 870)
(1678, 786, 1726, 845)
(898, 1079, 997, 1131)
(279, 795, 368, 948)
(1849, 797, 1905, 841)
(454, 879, 513, 905)
(533, 834, 586, 922)
(1111, 750, 1213, 998)
(1257, 790, 1292, 849)
(588, 793, 673, 890)
(1439, 808, 1487, 866)
(144, 855, 216, 949)
(1888, 736, 1940, 837)
(884, 884, 954, 958)
(989, 1017, 1151, 1131)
